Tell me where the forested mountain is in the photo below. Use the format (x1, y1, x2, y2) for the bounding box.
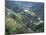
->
(5, 1, 44, 35)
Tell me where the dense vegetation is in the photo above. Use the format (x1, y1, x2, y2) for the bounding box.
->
(5, 1, 44, 35)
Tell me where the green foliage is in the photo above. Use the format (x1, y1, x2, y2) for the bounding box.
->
(5, 8, 44, 34)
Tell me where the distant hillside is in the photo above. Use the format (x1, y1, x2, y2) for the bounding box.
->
(5, 1, 44, 34)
